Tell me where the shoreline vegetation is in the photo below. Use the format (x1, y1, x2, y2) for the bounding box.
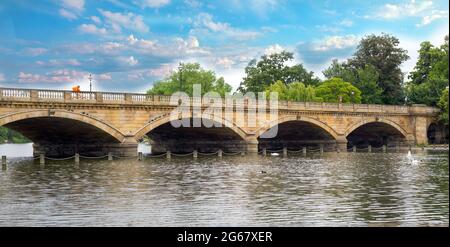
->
(0, 126, 30, 144)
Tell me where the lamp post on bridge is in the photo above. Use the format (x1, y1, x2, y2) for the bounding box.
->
(178, 62, 183, 92)
(89, 73, 93, 100)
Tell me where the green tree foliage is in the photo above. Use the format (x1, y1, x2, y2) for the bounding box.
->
(238, 51, 320, 93)
(406, 35, 449, 106)
(323, 60, 383, 104)
(438, 88, 449, 126)
(315, 78, 362, 103)
(264, 80, 320, 101)
(0, 127, 30, 144)
(348, 33, 409, 104)
(147, 63, 232, 97)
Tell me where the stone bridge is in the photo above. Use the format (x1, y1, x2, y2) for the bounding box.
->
(0, 87, 444, 157)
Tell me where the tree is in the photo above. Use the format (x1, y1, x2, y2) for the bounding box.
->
(315, 77, 362, 103)
(238, 51, 320, 93)
(0, 126, 30, 143)
(322, 59, 356, 82)
(406, 35, 449, 106)
(354, 65, 383, 104)
(348, 33, 409, 104)
(323, 60, 383, 104)
(147, 63, 232, 97)
(438, 87, 449, 126)
(264, 80, 320, 102)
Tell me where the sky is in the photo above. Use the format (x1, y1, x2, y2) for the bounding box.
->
(0, 0, 448, 93)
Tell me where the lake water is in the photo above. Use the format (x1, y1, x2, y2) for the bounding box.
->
(0, 144, 448, 226)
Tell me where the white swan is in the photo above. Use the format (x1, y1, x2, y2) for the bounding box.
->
(407, 150, 419, 165)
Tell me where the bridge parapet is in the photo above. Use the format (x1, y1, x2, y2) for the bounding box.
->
(0, 87, 439, 115)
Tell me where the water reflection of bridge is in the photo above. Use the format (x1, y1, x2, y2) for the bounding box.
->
(0, 87, 445, 157)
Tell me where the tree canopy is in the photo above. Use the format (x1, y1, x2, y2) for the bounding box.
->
(406, 35, 449, 106)
(147, 63, 232, 97)
(323, 60, 383, 104)
(264, 80, 320, 102)
(438, 87, 449, 126)
(315, 77, 362, 103)
(238, 51, 320, 93)
(347, 33, 409, 104)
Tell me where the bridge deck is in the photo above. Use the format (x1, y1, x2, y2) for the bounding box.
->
(0, 87, 438, 115)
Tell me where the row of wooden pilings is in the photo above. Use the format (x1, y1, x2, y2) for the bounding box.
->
(0, 144, 404, 170)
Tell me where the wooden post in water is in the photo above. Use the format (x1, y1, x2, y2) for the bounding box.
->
(241, 150, 245, 156)
(283, 147, 287, 157)
(382, 145, 387, 153)
(218, 149, 223, 157)
(108, 152, 113, 161)
(75, 153, 80, 164)
(1, 156, 6, 170)
(193, 150, 198, 159)
(262, 148, 267, 156)
(353, 146, 356, 153)
(302, 147, 307, 155)
(166, 151, 171, 159)
(319, 144, 324, 154)
(40, 154, 45, 165)
(368, 145, 372, 153)
(138, 152, 143, 161)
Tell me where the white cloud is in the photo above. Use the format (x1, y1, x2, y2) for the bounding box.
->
(249, 0, 280, 16)
(0, 73, 5, 82)
(117, 56, 139, 66)
(18, 70, 87, 83)
(367, 0, 448, 27)
(215, 57, 235, 69)
(90, 16, 102, 24)
(416, 10, 449, 27)
(374, 0, 433, 19)
(137, 0, 171, 8)
(128, 64, 175, 80)
(184, 0, 202, 8)
(61, 0, 85, 11)
(96, 73, 112, 80)
(315, 35, 359, 51)
(59, 9, 78, 20)
(22, 47, 48, 56)
(59, 0, 85, 20)
(127, 34, 158, 50)
(99, 9, 149, 33)
(264, 44, 284, 55)
(78, 24, 107, 35)
(296, 35, 359, 67)
(36, 59, 81, 67)
(193, 13, 261, 41)
(339, 19, 353, 27)
(315, 25, 342, 33)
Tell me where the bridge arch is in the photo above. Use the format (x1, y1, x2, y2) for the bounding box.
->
(256, 115, 340, 150)
(345, 118, 409, 148)
(0, 110, 126, 142)
(256, 115, 340, 140)
(134, 113, 248, 141)
(134, 113, 248, 154)
(0, 110, 128, 157)
(427, 122, 449, 144)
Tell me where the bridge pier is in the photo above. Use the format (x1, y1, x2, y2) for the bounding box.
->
(336, 138, 348, 153)
(245, 138, 259, 154)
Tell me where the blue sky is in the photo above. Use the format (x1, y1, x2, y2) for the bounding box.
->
(0, 0, 448, 92)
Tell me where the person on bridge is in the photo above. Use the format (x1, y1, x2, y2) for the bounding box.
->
(72, 85, 81, 98)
